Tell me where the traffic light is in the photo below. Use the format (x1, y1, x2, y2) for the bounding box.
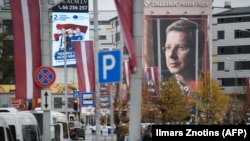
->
(73, 99, 78, 111)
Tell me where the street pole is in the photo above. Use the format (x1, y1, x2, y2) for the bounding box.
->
(194, 24, 199, 125)
(157, 19, 162, 81)
(41, 0, 51, 141)
(64, 31, 68, 118)
(93, 0, 101, 140)
(129, 1, 143, 141)
(110, 84, 115, 141)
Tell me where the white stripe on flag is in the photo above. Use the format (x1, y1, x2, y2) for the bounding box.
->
(124, 60, 130, 87)
(22, 0, 33, 98)
(81, 41, 90, 92)
(150, 67, 155, 85)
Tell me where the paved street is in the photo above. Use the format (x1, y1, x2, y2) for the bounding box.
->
(90, 134, 117, 141)
(76, 134, 118, 141)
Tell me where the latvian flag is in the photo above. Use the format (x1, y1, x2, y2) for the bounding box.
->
(146, 67, 160, 97)
(74, 41, 95, 93)
(114, 0, 137, 73)
(10, 0, 41, 99)
(123, 60, 131, 88)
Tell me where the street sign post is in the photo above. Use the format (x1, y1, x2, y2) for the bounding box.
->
(41, 89, 51, 111)
(82, 92, 95, 106)
(34, 66, 56, 88)
(98, 50, 121, 83)
(73, 90, 80, 98)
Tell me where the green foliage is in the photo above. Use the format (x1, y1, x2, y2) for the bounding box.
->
(158, 76, 191, 123)
(0, 33, 14, 84)
(194, 73, 230, 124)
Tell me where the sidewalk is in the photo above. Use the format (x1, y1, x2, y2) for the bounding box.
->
(84, 134, 117, 141)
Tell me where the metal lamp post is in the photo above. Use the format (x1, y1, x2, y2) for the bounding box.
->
(64, 35, 68, 118)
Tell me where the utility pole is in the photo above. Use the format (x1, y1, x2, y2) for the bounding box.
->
(129, 1, 143, 141)
(93, 0, 101, 140)
(41, 0, 51, 141)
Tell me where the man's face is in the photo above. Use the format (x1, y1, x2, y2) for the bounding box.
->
(164, 30, 195, 75)
(61, 28, 66, 34)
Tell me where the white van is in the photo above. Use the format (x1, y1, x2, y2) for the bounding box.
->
(32, 108, 71, 141)
(0, 107, 42, 141)
(0, 116, 15, 141)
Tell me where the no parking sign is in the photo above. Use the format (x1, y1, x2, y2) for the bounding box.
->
(34, 66, 56, 88)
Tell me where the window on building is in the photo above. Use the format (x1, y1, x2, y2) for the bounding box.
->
(2, 20, 13, 34)
(237, 61, 250, 70)
(99, 21, 110, 25)
(2, 0, 10, 10)
(90, 20, 110, 25)
(218, 78, 234, 86)
(235, 30, 250, 38)
(242, 16, 250, 22)
(115, 20, 119, 27)
(239, 45, 250, 54)
(217, 62, 224, 71)
(237, 17, 242, 22)
(217, 16, 250, 24)
(218, 47, 224, 54)
(115, 32, 120, 42)
(217, 18, 224, 23)
(224, 17, 235, 23)
(218, 46, 234, 54)
(218, 78, 246, 87)
(218, 45, 250, 55)
(217, 31, 224, 39)
(99, 35, 107, 40)
(235, 30, 241, 38)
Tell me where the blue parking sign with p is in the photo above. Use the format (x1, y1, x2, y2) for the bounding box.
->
(98, 50, 121, 83)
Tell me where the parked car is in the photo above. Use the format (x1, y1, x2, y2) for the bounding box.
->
(68, 120, 85, 140)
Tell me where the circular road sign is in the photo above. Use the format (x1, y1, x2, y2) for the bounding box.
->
(34, 66, 56, 88)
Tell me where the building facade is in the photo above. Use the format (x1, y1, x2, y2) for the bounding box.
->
(0, 0, 250, 112)
(0, 0, 122, 111)
(212, 6, 250, 94)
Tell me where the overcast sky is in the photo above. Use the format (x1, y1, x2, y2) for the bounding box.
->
(213, 0, 250, 7)
(88, 0, 250, 11)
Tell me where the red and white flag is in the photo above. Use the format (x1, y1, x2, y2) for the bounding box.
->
(114, 0, 137, 73)
(123, 60, 131, 88)
(10, 0, 41, 99)
(146, 67, 159, 97)
(74, 41, 95, 93)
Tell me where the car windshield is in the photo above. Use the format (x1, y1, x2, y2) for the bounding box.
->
(22, 125, 40, 141)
